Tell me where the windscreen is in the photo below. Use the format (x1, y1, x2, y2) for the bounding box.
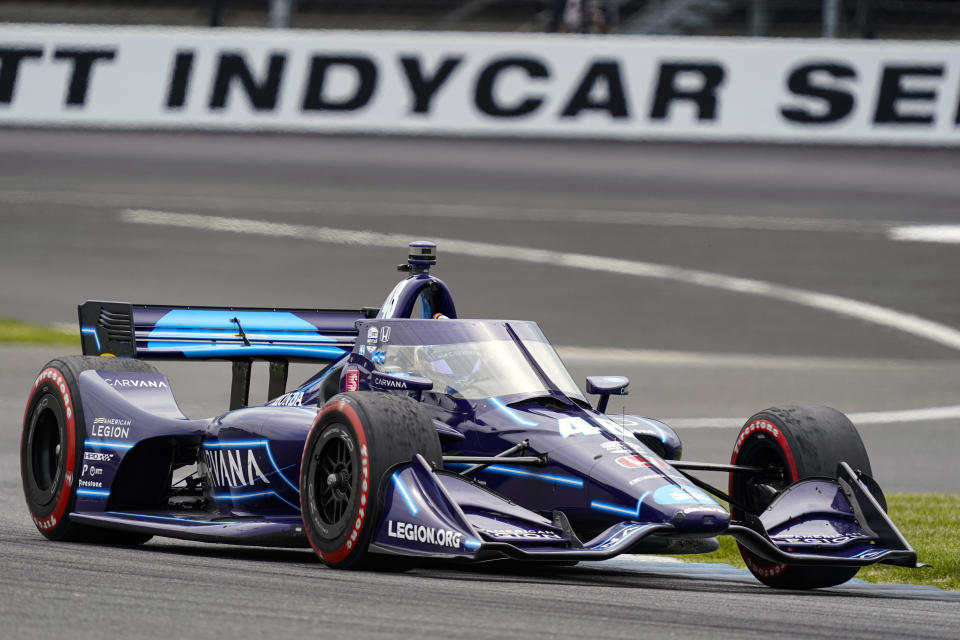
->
(364, 320, 584, 402)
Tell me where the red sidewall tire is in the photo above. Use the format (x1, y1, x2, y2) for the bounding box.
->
(21, 367, 81, 539)
(729, 406, 870, 589)
(300, 392, 441, 570)
(301, 399, 372, 566)
(21, 357, 160, 544)
(729, 417, 799, 586)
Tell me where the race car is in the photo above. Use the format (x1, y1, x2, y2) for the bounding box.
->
(20, 241, 922, 589)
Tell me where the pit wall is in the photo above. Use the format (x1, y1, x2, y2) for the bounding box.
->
(1, 24, 957, 145)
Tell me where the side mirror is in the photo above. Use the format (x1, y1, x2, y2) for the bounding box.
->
(586, 376, 629, 413)
(371, 370, 433, 393)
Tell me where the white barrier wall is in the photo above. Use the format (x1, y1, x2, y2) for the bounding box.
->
(1, 24, 958, 145)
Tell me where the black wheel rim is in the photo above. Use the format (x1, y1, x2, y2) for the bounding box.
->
(736, 440, 789, 518)
(315, 432, 354, 527)
(31, 397, 64, 494)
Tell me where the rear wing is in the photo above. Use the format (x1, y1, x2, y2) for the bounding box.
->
(78, 301, 376, 409)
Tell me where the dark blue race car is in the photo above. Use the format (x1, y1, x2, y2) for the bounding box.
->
(20, 242, 922, 589)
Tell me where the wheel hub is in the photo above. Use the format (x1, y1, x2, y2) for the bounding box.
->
(316, 435, 354, 526)
(31, 403, 63, 494)
(327, 467, 351, 500)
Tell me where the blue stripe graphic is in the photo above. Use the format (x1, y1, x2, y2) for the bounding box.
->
(108, 511, 239, 525)
(590, 491, 650, 518)
(210, 490, 301, 511)
(77, 488, 110, 498)
(391, 473, 419, 515)
(153, 309, 319, 331)
(203, 439, 269, 448)
(489, 397, 538, 427)
(147, 310, 345, 359)
(446, 463, 583, 488)
(147, 329, 336, 343)
(80, 326, 101, 351)
(146, 344, 346, 359)
(84, 440, 135, 450)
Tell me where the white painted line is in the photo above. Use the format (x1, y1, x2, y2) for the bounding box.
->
(665, 405, 960, 429)
(554, 346, 943, 370)
(847, 405, 960, 425)
(664, 417, 744, 429)
(889, 225, 960, 244)
(121, 209, 960, 353)
(0, 187, 885, 233)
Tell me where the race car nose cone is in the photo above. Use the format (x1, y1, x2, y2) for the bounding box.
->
(669, 505, 730, 533)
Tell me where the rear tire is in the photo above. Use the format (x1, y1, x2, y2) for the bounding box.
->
(729, 406, 872, 590)
(300, 392, 441, 570)
(21, 357, 156, 545)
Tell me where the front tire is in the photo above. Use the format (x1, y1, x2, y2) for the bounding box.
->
(729, 406, 872, 589)
(300, 392, 441, 570)
(21, 357, 155, 544)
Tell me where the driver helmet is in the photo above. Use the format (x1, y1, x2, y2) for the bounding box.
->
(416, 345, 484, 389)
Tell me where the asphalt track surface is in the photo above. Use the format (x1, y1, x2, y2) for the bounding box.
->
(1, 130, 958, 636)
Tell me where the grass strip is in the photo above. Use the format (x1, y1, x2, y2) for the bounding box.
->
(671, 493, 959, 591)
(0, 318, 79, 346)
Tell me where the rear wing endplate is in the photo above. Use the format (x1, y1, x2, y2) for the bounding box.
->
(78, 300, 376, 409)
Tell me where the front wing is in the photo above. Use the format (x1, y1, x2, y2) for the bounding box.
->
(69, 458, 919, 569)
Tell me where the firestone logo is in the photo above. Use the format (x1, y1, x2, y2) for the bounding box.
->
(344, 443, 369, 551)
(733, 420, 780, 455)
(35, 369, 72, 420)
(745, 554, 786, 578)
